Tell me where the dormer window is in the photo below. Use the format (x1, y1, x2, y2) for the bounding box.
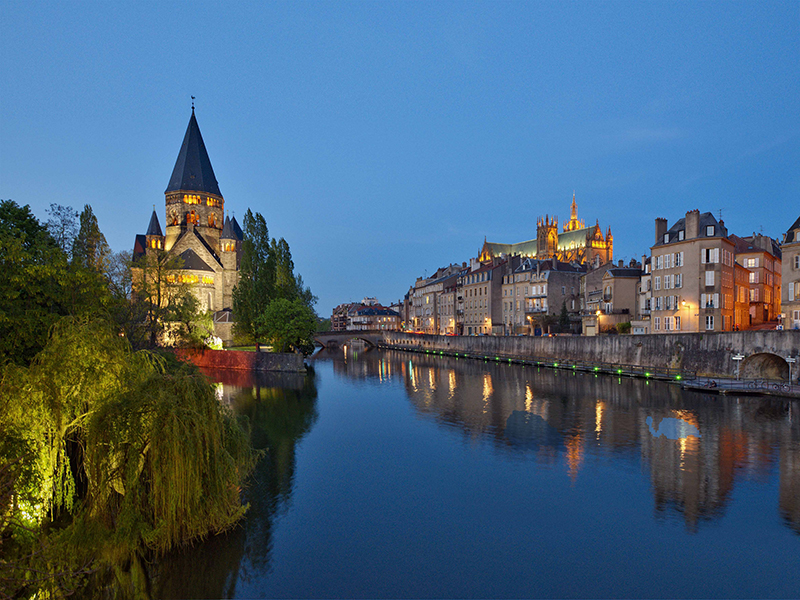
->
(706, 225, 715, 236)
(678, 230, 684, 241)
(664, 233, 669, 244)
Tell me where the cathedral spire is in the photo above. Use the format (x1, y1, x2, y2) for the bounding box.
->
(165, 110, 221, 197)
(571, 191, 577, 220)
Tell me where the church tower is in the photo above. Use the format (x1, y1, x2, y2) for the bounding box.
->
(163, 108, 225, 253)
(145, 208, 164, 252)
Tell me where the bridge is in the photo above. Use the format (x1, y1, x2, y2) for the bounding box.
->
(314, 330, 386, 349)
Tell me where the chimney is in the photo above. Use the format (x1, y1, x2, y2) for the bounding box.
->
(655, 218, 668, 244)
(685, 209, 700, 239)
(618, 259, 624, 267)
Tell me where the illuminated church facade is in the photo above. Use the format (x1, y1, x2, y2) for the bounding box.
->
(479, 194, 613, 266)
(133, 109, 242, 341)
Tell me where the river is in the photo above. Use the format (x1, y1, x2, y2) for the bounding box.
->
(151, 346, 800, 598)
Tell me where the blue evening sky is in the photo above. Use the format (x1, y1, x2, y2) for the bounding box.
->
(2, 2, 798, 315)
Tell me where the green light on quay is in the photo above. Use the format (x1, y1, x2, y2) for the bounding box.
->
(676, 375, 682, 380)
(554, 363, 559, 367)
(617, 369, 623, 374)
(594, 367, 599, 371)
(645, 372, 651, 377)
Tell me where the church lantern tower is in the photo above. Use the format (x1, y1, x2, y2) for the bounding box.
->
(163, 108, 225, 253)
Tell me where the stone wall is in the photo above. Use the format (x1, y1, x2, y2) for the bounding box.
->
(176, 348, 306, 372)
(381, 331, 800, 379)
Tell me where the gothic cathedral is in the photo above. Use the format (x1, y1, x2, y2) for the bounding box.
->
(479, 194, 613, 266)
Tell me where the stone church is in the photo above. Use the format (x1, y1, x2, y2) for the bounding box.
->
(133, 109, 242, 342)
(479, 194, 613, 266)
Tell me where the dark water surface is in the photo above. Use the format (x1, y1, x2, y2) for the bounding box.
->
(158, 347, 800, 598)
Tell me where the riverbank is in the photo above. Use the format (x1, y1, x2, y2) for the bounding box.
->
(176, 348, 306, 372)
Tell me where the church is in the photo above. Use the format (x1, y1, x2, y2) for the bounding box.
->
(478, 194, 613, 266)
(133, 108, 242, 343)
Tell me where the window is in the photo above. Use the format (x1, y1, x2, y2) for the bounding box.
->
(746, 257, 758, 268)
(656, 256, 663, 270)
(665, 317, 672, 331)
(675, 273, 682, 288)
(790, 282, 795, 302)
(675, 316, 681, 331)
(705, 315, 714, 330)
(654, 276, 661, 291)
(678, 231, 685, 241)
(664, 233, 670, 244)
(706, 225, 715, 236)
(562, 286, 566, 294)
(795, 256, 800, 270)
(749, 272, 758, 284)
(664, 274, 671, 290)
(705, 271, 715, 286)
(654, 317, 661, 331)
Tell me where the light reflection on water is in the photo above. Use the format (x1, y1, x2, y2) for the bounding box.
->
(148, 347, 800, 599)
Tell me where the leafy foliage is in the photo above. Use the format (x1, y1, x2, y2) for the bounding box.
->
(0, 318, 256, 597)
(233, 209, 317, 351)
(255, 298, 317, 354)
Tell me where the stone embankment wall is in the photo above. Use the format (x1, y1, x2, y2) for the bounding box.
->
(176, 348, 306, 372)
(381, 331, 800, 379)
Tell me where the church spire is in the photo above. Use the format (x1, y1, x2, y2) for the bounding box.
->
(165, 110, 222, 197)
(571, 191, 577, 220)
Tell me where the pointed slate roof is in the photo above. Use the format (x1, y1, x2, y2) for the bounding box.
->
(230, 215, 244, 241)
(785, 215, 800, 243)
(165, 110, 222, 197)
(177, 248, 215, 272)
(220, 216, 235, 240)
(146, 209, 163, 236)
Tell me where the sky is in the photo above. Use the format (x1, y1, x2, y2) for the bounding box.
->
(1, 1, 798, 315)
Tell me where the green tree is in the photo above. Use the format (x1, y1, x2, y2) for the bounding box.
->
(233, 209, 316, 344)
(72, 204, 111, 272)
(255, 297, 317, 354)
(616, 321, 632, 334)
(0, 200, 110, 365)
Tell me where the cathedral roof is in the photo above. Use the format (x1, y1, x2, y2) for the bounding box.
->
(165, 110, 222, 197)
(230, 215, 244, 240)
(220, 216, 235, 240)
(146, 209, 163, 237)
(178, 248, 215, 272)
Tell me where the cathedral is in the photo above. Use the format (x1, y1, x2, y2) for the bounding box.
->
(133, 108, 242, 342)
(478, 194, 613, 266)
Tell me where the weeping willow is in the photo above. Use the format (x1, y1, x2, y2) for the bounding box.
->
(0, 317, 256, 597)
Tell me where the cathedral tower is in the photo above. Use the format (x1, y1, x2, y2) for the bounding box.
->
(163, 108, 225, 253)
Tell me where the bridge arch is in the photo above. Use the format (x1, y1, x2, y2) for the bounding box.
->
(314, 331, 383, 349)
(741, 352, 790, 380)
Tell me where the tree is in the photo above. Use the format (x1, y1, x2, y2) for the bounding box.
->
(233, 209, 317, 344)
(255, 297, 317, 354)
(131, 250, 198, 348)
(559, 301, 570, 332)
(72, 204, 110, 272)
(46, 203, 79, 254)
(0, 200, 110, 365)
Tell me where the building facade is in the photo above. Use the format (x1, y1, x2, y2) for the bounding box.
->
(782, 216, 800, 329)
(650, 210, 734, 333)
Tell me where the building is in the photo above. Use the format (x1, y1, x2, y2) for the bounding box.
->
(133, 108, 242, 343)
(460, 258, 505, 335)
(782, 216, 800, 329)
(650, 210, 734, 333)
(502, 257, 584, 335)
(582, 260, 642, 335)
(630, 257, 652, 335)
(348, 304, 400, 331)
(410, 264, 464, 333)
(730, 233, 782, 327)
(331, 303, 353, 331)
(478, 194, 613, 267)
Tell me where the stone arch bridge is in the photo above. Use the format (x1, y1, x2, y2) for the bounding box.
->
(314, 330, 386, 349)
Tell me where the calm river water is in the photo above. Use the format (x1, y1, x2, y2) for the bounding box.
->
(154, 347, 800, 598)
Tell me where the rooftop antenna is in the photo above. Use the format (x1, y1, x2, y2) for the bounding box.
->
(717, 208, 723, 221)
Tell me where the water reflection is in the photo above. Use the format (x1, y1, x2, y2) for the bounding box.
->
(148, 368, 319, 598)
(319, 346, 800, 534)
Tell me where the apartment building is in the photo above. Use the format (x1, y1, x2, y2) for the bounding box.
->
(631, 257, 652, 334)
(730, 233, 782, 326)
(782, 216, 800, 329)
(435, 273, 461, 334)
(502, 258, 583, 334)
(461, 258, 504, 335)
(651, 210, 734, 333)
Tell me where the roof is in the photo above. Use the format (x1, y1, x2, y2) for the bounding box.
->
(133, 234, 146, 259)
(220, 216, 235, 240)
(177, 248, 214, 272)
(655, 212, 725, 246)
(146, 209, 163, 237)
(230, 215, 243, 240)
(785, 215, 800, 243)
(165, 110, 222, 197)
(354, 306, 399, 317)
(606, 268, 642, 278)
